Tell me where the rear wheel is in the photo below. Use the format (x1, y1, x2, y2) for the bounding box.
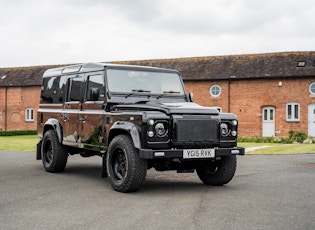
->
(106, 135, 147, 193)
(42, 130, 68, 173)
(197, 155, 237, 186)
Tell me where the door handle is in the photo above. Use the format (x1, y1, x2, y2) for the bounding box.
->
(79, 117, 87, 122)
(61, 113, 69, 121)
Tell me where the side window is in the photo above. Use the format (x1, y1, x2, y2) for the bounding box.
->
(86, 74, 105, 101)
(41, 76, 68, 103)
(286, 102, 300, 122)
(68, 75, 85, 102)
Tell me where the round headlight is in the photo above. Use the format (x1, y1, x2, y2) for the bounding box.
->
(155, 123, 167, 137)
(220, 123, 230, 136)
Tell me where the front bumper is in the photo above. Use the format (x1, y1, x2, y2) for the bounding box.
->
(139, 147, 245, 159)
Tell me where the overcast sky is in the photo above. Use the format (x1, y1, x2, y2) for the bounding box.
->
(0, 0, 314, 68)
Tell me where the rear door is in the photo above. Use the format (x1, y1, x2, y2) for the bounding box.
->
(62, 74, 85, 145)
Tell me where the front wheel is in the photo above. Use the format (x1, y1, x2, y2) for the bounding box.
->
(197, 155, 237, 186)
(41, 130, 68, 173)
(106, 135, 147, 193)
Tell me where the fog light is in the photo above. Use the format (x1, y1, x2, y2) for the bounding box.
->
(148, 119, 154, 125)
(231, 131, 237, 136)
(147, 131, 154, 137)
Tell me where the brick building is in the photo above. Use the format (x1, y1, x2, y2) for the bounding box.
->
(1, 52, 315, 137)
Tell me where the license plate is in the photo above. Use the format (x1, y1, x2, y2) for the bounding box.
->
(183, 149, 215, 159)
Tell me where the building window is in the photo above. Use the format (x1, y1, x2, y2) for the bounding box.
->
(210, 85, 221, 97)
(209, 106, 222, 112)
(297, 61, 306, 67)
(286, 103, 300, 122)
(25, 108, 34, 122)
(309, 82, 315, 95)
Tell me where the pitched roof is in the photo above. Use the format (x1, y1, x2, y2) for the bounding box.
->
(117, 51, 315, 80)
(1, 51, 315, 87)
(0, 65, 60, 87)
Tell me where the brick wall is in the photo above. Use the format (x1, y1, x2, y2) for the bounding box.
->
(1, 77, 315, 136)
(0, 86, 40, 131)
(185, 78, 315, 137)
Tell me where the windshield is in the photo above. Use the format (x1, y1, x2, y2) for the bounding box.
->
(106, 69, 185, 95)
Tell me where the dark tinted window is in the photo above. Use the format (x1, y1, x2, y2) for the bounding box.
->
(68, 75, 85, 101)
(41, 76, 67, 103)
(86, 74, 105, 101)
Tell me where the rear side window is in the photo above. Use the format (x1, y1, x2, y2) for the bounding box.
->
(41, 76, 67, 103)
(68, 75, 85, 101)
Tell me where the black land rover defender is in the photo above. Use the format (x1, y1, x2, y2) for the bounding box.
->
(36, 62, 244, 192)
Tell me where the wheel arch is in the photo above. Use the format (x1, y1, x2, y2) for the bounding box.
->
(43, 118, 63, 144)
(108, 122, 141, 149)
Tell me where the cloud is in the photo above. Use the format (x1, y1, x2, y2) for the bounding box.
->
(0, 0, 315, 67)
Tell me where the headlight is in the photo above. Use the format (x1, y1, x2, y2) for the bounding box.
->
(220, 123, 230, 136)
(147, 119, 168, 138)
(155, 122, 167, 137)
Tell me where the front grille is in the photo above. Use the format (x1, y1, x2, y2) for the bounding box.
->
(174, 116, 219, 143)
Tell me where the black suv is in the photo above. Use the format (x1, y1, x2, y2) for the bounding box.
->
(37, 62, 244, 192)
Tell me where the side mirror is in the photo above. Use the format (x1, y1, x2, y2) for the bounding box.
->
(188, 92, 193, 102)
(89, 88, 100, 101)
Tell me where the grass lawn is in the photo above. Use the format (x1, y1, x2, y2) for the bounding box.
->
(0, 135, 39, 151)
(240, 142, 315, 155)
(0, 135, 314, 154)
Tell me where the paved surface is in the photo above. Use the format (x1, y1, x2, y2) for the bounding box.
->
(1, 150, 315, 230)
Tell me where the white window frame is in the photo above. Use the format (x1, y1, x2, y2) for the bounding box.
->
(286, 103, 300, 122)
(209, 85, 221, 97)
(209, 106, 222, 112)
(309, 82, 315, 95)
(25, 108, 34, 122)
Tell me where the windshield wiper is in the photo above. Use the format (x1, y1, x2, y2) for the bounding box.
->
(125, 89, 151, 98)
(163, 91, 181, 94)
(157, 91, 181, 99)
(132, 89, 151, 93)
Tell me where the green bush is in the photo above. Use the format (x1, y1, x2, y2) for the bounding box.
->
(238, 130, 310, 144)
(0, 130, 37, 136)
(290, 130, 307, 143)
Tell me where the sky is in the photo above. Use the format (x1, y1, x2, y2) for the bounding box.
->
(0, 0, 315, 68)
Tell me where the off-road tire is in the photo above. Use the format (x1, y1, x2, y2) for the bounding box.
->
(41, 130, 68, 173)
(106, 135, 147, 193)
(197, 155, 237, 186)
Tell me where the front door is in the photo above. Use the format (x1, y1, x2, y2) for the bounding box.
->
(262, 107, 275, 137)
(308, 104, 315, 137)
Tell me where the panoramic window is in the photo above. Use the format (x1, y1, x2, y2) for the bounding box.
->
(210, 85, 221, 97)
(25, 108, 34, 122)
(309, 82, 315, 95)
(286, 102, 300, 122)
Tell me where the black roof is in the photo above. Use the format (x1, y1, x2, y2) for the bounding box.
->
(1, 51, 315, 87)
(42, 62, 177, 78)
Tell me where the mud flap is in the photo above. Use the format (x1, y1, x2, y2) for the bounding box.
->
(101, 154, 108, 178)
(36, 141, 42, 160)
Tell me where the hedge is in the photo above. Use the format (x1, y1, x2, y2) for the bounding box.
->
(0, 130, 37, 136)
